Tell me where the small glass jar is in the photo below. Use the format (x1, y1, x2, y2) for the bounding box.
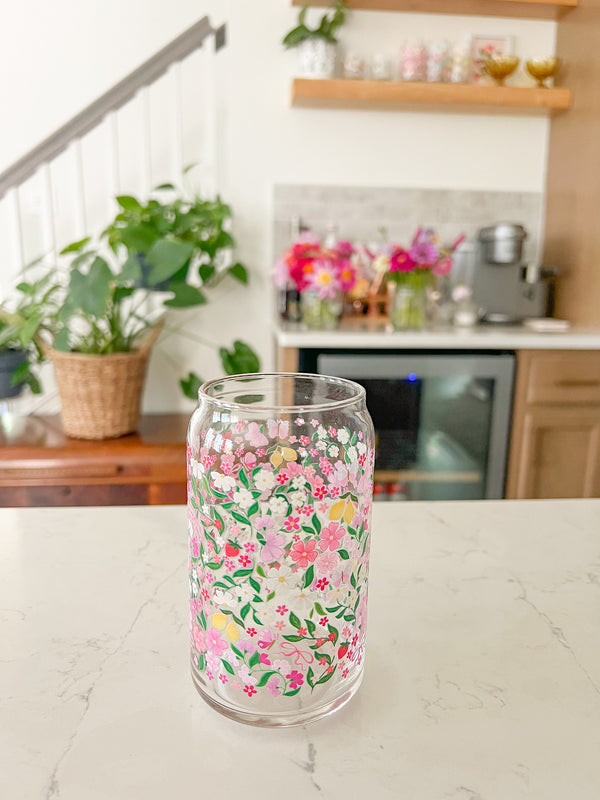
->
(388, 272, 432, 331)
(452, 286, 479, 328)
(188, 373, 375, 726)
(301, 290, 343, 330)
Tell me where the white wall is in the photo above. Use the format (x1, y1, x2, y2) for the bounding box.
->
(0, 1, 556, 411)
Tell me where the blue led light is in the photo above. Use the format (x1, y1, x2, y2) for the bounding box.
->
(407, 372, 417, 382)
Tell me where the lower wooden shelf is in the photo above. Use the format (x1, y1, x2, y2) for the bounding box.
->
(291, 78, 572, 116)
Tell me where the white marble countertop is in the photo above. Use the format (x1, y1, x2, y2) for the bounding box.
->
(275, 318, 600, 350)
(2, 500, 600, 799)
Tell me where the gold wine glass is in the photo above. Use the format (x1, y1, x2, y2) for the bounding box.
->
(483, 54, 520, 86)
(526, 57, 562, 88)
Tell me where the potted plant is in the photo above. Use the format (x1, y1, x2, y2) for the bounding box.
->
(282, 1, 348, 79)
(7, 185, 259, 439)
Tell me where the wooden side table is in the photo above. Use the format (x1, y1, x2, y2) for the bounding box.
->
(0, 414, 188, 507)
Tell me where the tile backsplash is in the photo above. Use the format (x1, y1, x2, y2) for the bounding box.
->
(274, 185, 544, 269)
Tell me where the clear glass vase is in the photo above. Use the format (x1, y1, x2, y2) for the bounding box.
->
(301, 290, 343, 330)
(188, 373, 375, 727)
(388, 271, 432, 331)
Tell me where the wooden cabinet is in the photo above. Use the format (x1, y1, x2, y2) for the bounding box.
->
(0, 414, 188, 507)
(506, 350, 600, 498)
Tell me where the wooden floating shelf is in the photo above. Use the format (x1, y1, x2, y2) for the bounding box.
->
(291, 78, 572, 116)
(291, 0, 577, 20)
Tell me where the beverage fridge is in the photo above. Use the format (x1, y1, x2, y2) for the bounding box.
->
(298, 351, 515, 501)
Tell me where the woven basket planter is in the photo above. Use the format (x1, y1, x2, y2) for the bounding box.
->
(41, 326, 161, 440)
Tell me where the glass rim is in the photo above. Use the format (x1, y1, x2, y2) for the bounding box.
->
(199, 371, 366, 413)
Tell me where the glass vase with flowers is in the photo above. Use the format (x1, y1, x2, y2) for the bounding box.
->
(371, 229, 464, 331)
(275, 234, 358, 330)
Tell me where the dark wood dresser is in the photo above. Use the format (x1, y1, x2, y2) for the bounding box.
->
(0, 414, 188, 507)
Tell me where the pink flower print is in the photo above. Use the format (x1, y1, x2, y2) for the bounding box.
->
(358, 431, 363, 440)
(300, 504, 314, 516)
(328, 427, 337, 437)
(235, 420, 245, 434)
(225, 559, 235, 573)
(304, 466, 316, 478)
(319, 657, 328, 666)
(266, 675, 282, 696)
(238, 554, 251, 567)
(246, 627, 257, 637)
(325, 664, 335, 674)
(319, 616, 329, 626)
(315, 577, 329, 591)
(284, 515, 300, 532)
(299, 435, 310, 446)
(206, 671, 214, 681)
(244, 542, 256, 553)
(193, 625, 206, 652)
(328, 461, 349, 490)
(319, 522, 344, 552)
(254, 515, 275, 532)
(276, 604, 288, 616)
(286, 461, 303, 477)
(295, 417, 305, 426)
(319, 457, 333, 476)
(297, 626, 308, 637)
(275, 620, 285, 631)
(244, 685, 257, 697)
(290, 538, 318, 568)
(235, 448, 244, 457)
(358, 453, 366, 467)
(206, 629, 227, 656)
(276, 472, 289, 485)
(261, 530, 286, 562)
(259, 652, 271, 665)
(218, 673, 228, 684)
(309, 448, 319, 457)
(342, 668, 349, 678)
(314, 485, 327, 500)
(231, 681, 241, 691)
(245, 421, 268, 448)
(310, 419, 319, 428)
(286, 670, 304, 689)
(191, 538, 200, 558)
(256, 448, 266, 457)
(316, 550, 339, 574)
(329, 486, 340, 499)
(239, 664, 256, 685)
(289, 435, 297, 444)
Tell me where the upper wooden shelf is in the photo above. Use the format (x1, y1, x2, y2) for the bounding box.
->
(292, 78, 572, 116)
(291, 0, 577, 20)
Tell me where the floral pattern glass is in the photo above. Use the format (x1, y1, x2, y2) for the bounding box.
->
(188, 373, 374, 726)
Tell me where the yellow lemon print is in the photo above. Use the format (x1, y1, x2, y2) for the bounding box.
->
(329, 499, 345, 521)
(343, 502, 355, 525)
(225, 621, 239, 643)
(271, 450, 283, 468)
(212, 613, 227, 630)
(281, 447, 298, 462)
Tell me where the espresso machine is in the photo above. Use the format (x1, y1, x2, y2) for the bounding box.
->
(470, 223, 557, 324)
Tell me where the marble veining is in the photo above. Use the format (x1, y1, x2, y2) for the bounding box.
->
(1, 501, 599, 799)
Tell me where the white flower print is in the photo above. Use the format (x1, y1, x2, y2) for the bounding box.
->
(237, 583, 255, 602)
(254, 468, 276, 492)
(347, 445, 358, 463)
(317, 425, 328, 439)
(316, 440, 327, 451)
(215, 534, 225, 548)
(223, 648, 239, 667)
(357, 441, 367, 455)
(213, 589, 237, 608)
(269, 495, 288, 515)
(289, 588, 313, 614)
(233, 488, 253, 509)
(211, 471, 237, 492)
(290, 475, 305, 490)
(253, 602, 277, 627)
(290, 490, 307, 508)
(328, 444, 339, 458)
(337, 428, 350, 445)
(298, 448, 307, 458)
(265, 564, 297, 593)
(326, 583, 350, 605)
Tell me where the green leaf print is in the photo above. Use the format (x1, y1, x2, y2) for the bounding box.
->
(314, 651, 331, 664)
(316, 668, 336, 686)
(256, 565, 266, 578)
(198, 653, 206, 671)
(306, 667, 315, 689)
(221, 659, 235, 675)
(344, 613, 356, 622)
(256, 670, 277, 688)
(350, 573, 357, 589)
(283, 687, 301, 697)
(249, 651, 260, 668)
(205, 562, 221, 570)
(305, 618, 316, 636)
(282, 635, 303, 642)
(240, 603, 251, 620)
(338, 549, 350, 560)
(302, 565, 315, 590)
(327, 624, 339, 644)
(233, 568, 253, 579)
(249, 577, 261, 593)
(231, 511, 250, 526)
(247, 502, 259, 518)
(289, 611, 302, 629)
(301, 526, 315, 536)
(312, 514, 321, 534)
(314, 602, 325, 616)
(239, 468, 249, 489)
(230, 643, 244, 658)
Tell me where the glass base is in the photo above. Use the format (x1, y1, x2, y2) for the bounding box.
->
(191, 662, 363, 728)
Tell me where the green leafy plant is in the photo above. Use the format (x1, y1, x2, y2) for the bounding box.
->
(282, 1, 348, 48)
(1, 185, 260, 400)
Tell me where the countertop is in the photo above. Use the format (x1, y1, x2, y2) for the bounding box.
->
(275, 318, 600, 350)
(2, 500, 600, 799)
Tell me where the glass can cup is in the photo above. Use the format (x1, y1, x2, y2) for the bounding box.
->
(188, 373, 375, 727)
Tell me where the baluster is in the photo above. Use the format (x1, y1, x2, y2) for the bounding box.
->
(203, 44, 217, 197)
(8, 187, 25, 274)
(107, 111, 120, 215)
(140, 88, 153, 195)
(171, 62, 185, 183)
(72, 138, 87, 237)
(42, 163, 57, 258)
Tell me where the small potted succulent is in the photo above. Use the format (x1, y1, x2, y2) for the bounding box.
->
(282, 1, 348, 79)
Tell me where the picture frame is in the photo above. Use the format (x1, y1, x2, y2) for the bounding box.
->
(470, 35, 514, 83)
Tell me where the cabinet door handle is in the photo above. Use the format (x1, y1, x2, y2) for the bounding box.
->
(556, 379, 600, 387)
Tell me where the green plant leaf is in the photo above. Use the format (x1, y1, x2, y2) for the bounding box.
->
(180, 371, 203, 400)
(163, 282, 207, 308)
(118, 223, 158, 253)
(116, 195, 142, 212)
(118, 254, 142, 283)
(289, 611, 302, 629)
(314, 602, 325, 616)
(228, 262, 248, 284)
(146, 239, 194, 285)
(53, 327, 70, 351)
(154, 183, 175, 191)
(68, 258, 113, 318)
(219, 340, 260, 375)
(59, 236, 90, 255)
(17, 312, 43, 347)
(302, 565, 315, 590)
(338, 549, 350, 560)
(199, 265, 216, 284)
